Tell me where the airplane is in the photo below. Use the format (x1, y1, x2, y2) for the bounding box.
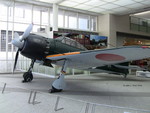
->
(12, 24, 150, 93)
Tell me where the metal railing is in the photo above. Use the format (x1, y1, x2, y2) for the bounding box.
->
(130, 16, 150, 34)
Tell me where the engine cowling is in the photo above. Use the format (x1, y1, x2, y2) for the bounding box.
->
(20, 34, 49, 60)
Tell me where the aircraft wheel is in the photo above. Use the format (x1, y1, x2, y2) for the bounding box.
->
(123, 74, 127, 78)
(49, 86, 62, 93)
(22, 72, 33, 82)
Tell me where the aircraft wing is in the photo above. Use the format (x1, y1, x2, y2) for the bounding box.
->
(46, 46, 150, 70)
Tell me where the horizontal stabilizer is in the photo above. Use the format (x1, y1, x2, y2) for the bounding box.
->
(113, 65, 141, 70)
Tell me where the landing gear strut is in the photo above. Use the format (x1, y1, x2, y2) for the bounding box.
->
(50, 60, 68, 93)
(123, 74, 127, 78)
(22, 59, 35, 83)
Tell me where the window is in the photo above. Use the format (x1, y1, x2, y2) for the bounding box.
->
(58, 10, 64, 27)
(50, 9, 98, 31)
(130, 17, 139, 25)
(41, 8, 48, 25)
(69, 16, 77, 29)
(15, 8, 24, 18)
(65, 14, 68, 28)
(78, 14, 89, 30)
(14, 3, 32, 23)
(90, 16, 97, 31)
(140, 20, 148, 27)
(130, 16, 150, 33)
(0, 5, 7, 21)
(50, 11, 53, 26)
(33, 6, 41, 25)
(56, 36, 87, 50)
(65, 11, 77, 29)
(8, 7, 14, 22)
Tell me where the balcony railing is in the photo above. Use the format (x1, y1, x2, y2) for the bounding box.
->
(130, 16, 150, 34)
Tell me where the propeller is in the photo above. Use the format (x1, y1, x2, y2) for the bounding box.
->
(20, 23, 33, 42)
(12, 23, 33, 72)
(13, 49, 19, 72)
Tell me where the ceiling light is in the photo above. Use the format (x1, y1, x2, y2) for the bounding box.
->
(139, 0, 150, 5)
(69, 0, 89, 3)
(134, 10, 150, 15)
(112, 7, 132, 15)
(37, 0, 58, 3)
(101, 10, 114, 14)
(59, 1, 79, 7)
(74, 4, 93, 10)
(126, 3, 145, 9)
(102, 0, 118, 2)
(133, 0, 145, 2)
(88, 7, 106, 12)
(113, 0, 136, 6)
(84, 0, 107, 6)
(99, 3, 120, 9)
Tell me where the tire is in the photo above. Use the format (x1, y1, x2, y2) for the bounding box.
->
(23, 72, 33, 82)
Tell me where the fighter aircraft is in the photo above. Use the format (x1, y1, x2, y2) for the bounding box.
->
(12, 24, 150, 93)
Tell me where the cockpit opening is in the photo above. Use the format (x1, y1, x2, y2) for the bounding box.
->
(56, 36, 87, 50)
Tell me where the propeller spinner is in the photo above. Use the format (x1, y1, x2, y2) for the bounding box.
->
(12, 24, 33, 72)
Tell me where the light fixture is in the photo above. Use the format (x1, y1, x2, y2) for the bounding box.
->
(102, 0, 118, 2)
(113, 0, 135, 6)
(99, 3, 120, 9)
(134, 10, 150, 15)
(59, 1, 79, 7)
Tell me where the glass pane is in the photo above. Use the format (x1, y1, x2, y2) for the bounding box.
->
(69, 16, 77, 29)
(130, 23, 139, 31)
(50, 12, 53, 26)
(148, 20, 150, 27)
(148, 27, 150, 33)
(0, 22, 7, 52)
(0, 4, 7, 21)
(14, 3, 32, 24)
(139, 26, 147, 32)
(65, 15, 68, 28)
(90, 16, 97, 31)
(41, 8, 48, 25)
(78, 14, 89, 30)
(33, 25, 41, 32)
(7, 23, 13, 52)
(66, 11, 77, 29)
(130, 16, 139, 24)
(33, 6, 41, 25)
(8, 6, 14, 22)
(58, 10, 64, 27)
(139, 19, 147, 26)
(14, 23, 29, 33)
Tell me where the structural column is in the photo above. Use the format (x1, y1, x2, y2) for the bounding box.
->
(98, 14, 117, 48)
(53, 3, 58, 31)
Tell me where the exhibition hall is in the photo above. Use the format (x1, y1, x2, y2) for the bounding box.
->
(0, 0, 150, 113)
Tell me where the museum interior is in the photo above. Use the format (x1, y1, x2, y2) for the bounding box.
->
(0, 0, 150, 113)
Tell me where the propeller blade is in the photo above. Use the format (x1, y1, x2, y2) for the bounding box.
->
(13, 49, 19, 73)
(11, 33, 24, 49)
(20, 23, 33, 41)
(14, 32, 20, 39)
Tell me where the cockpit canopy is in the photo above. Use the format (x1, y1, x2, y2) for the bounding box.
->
(56, 36, 87, 50)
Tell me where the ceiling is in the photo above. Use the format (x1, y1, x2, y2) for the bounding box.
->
(1, 0, 150, 17)
(59, 0, 150, 15)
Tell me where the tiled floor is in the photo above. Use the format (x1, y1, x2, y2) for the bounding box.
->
(0, 73, 150, 113)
